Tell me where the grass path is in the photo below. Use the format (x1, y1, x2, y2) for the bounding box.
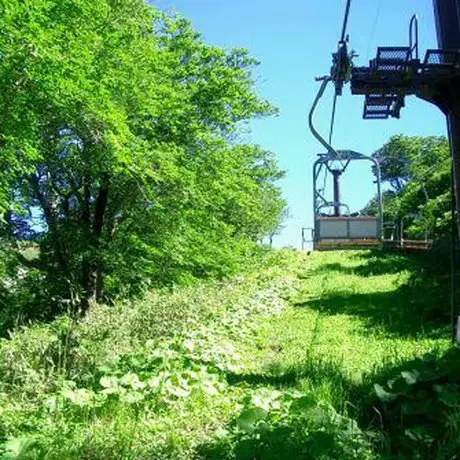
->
(256, 249, 448, 374)
(200, 249, 452, 458)
(0, 249, 452, 459)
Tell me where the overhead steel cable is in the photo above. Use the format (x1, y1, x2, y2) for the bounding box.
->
(340, 0, 352, 42)
(309, 0, 355, 212)
(366, 0, 383, 61)
(329, 0, 354, 170)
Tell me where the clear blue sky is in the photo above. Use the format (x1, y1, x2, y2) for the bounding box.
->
(153, 0, 447, 248)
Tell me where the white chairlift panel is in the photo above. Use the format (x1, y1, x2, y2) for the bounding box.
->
(317, 216, 380, 240)
(349, 218, 379, 238)
(318, 218, 348, 238)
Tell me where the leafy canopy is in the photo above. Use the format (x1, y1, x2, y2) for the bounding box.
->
(0, 0, 286, 317)
(363, 135, 450, 239)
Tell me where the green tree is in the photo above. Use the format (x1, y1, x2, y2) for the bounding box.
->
(0, 0, 285, 316)
(363, 135, 450, 239)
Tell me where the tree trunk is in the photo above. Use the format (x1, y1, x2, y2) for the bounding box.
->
(31, 173, 70, 276)
(80, 175, 95, 315)
(80, 258, 95, 315)
(93, 176, 110, 303)
(79, 174, 110, 313)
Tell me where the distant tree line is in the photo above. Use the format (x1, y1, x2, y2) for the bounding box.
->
(0, 0, 286, 326)
(362, 135, 451, 240)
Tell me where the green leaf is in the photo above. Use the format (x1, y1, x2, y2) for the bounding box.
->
(290, 395, 317, 413)
(435, 384, 460, 407)
(100, 376, 118, 389)
(0, 437, 37, 460)
(167, 385, 191, 398)
(121, 392, 144, 405)
(389, 377, 410, 394)
(120, 373, 145, 391)
(236, 407, 268, 433)
(61, 389, 94, 407)
(401, 370, 419, 385)
(405, 427, 434, 444)
(374, 384, 396, 402)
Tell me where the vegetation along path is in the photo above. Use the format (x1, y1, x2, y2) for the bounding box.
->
(1, 249, 458, 459)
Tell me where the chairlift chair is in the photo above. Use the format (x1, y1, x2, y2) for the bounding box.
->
(311, 150, 384, 250)
(307, 72, 384, 251)
(382, 214, 432, 251)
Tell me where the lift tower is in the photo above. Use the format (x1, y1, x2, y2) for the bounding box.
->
(349, 5, 460, 342)
(433, 0, 460, 235)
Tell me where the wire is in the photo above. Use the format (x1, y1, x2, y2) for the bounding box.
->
(328, 0, 353, 169)
(415, 156, 451, 183)
(340, 0, 352, 42)
(329, 93, 338, 145)
(322, 165, 328, 193)
(365, 0, 383, 61)
(328, 96, 348, 170)
(310, 0, 354, 214)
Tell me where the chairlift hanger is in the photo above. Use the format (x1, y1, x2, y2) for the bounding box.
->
(307, 0, 385, 251)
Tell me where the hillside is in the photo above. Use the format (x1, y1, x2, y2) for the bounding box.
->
(0, 249, 457, 459)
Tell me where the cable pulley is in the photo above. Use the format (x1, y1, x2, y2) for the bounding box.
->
(309, 0, 355, 161)
(331, 0, 354, 97)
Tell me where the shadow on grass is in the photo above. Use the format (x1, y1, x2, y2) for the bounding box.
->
(296, 249, 454, 338)
(356, 346, 460, 459)
(224, 355, 361, 410)
(198, 249, 457, 458)
(200, 347, 459, 459)
(200, 357, 372, 459)
(198, 424, 365, 460)
(313, 250, 428, 277)
(294, 288, 447, 338)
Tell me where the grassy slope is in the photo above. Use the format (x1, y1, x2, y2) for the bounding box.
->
(253, 250, 449, 394)
(0, 249, 452, 459)
(205, 250, 451, 458)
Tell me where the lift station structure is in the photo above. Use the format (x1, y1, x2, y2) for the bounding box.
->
(307, 0, 460, 341)
(307, 1, 460, 252)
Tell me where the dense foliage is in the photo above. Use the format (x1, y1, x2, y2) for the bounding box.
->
(0, 0, 285, 321)
(362, 135, 451, 240)
(371, 347, 460, 459)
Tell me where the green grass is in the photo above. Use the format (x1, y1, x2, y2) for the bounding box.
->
(0, 249, 456, 459)
(258, 250, 449, 379)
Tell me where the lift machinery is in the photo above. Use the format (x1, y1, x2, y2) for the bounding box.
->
(307, 3, 460, 252)
(306, 2, 383, 251)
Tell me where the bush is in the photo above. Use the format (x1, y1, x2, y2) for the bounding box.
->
(368, 347, 460, 458)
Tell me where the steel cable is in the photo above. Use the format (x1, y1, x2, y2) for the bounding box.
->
(340, 0, 352, 42)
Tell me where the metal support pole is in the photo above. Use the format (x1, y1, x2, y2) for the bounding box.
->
(433, 0, 460, 343)
(433, 0, 460, 50)
(447, 102, 460, 237)
(452, 162, 458, 343)
(313, 161, 320, 242)
(433, 0, 460, 235)
(332, 169, 342, 216)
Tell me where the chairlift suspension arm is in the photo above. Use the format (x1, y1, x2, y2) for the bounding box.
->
(308, 76, 338, 156)
(329, 93, 338, 145)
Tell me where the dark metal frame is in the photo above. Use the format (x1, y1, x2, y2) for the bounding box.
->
(400, 213, 430, 248)
(351, 13, 460, 119)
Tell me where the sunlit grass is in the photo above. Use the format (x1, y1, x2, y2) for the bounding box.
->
(0, 249, 454, 459)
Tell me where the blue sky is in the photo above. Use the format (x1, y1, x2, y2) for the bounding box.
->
(153, 0, 447, 248)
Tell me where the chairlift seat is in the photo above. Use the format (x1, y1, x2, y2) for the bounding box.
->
(314, 216, 382, 251)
